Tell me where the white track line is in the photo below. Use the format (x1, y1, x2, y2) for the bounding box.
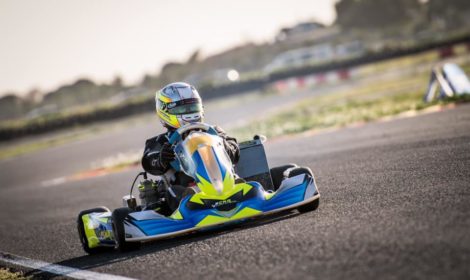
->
(0, 251, 137, 280)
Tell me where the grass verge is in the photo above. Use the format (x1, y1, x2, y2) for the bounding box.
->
(0, 268, 30, 280)
(0, 133, 84, 160)
(230, 75, 470, 141)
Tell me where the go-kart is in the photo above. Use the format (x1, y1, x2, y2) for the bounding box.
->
(77, 123, 320, 253)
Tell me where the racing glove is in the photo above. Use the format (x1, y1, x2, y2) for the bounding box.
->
(214, 126, 240, 164)
(159, 143, 175, 168)
(222, 137, 240, 164)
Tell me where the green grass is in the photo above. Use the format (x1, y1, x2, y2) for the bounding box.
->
(0, 133, 83, 160)
(0, 268, 30, 280)
(230, 74, 470, 141)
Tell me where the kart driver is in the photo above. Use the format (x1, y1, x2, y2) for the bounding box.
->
(141, 82, 240, 213)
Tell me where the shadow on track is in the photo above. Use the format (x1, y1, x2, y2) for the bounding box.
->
(26, 210, 302, 279)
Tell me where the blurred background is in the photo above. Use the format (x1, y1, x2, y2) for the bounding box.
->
(2, 2, 470, 278)
(0, 0, 469, 144)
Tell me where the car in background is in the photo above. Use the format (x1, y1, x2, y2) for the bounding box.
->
(263, 41, 364, 74)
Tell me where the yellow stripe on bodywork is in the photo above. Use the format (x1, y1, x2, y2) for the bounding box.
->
(195, 174, 217, 197)
(264, 192, 275, 200)
(170, 210, 183, 220)
(189, 193, 205, 205)
(196, 215, 227, 226)
(190, 183, 252, 204)
(81, 214, 100, 248)
(241, 183, 252, 195)
(196, 207, 262, 227)
(193, 161, 237, 197)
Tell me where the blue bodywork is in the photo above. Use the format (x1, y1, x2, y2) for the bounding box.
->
(80, 123, 320, 247)
(125, 173, 318, 240)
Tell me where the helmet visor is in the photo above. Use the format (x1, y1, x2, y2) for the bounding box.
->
(167, 99, 202, 115)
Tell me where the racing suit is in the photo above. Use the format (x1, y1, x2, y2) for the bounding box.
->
(141, 126, 240, 212)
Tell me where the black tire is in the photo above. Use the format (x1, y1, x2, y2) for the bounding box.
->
(287, 166, 314, 179)
(112, 207, 141, 252)
(287, 166, 320, 213)
(270, 164, 297, 191)
(77, 206, 111, 254)
(298, 198, 320, 213)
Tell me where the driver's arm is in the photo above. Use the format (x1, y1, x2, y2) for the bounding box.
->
(141, 135, 174, 175)
(214, 126, 240, 164)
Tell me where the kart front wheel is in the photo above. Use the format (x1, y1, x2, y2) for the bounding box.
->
(112, 207, 141, 252)
(297, 198, 320, 213)
(77, 206, 111, 254)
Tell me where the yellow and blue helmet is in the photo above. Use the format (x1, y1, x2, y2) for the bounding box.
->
(156, 82, 204, 129)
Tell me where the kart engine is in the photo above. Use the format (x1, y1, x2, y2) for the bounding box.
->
(138, 179, 165, 210)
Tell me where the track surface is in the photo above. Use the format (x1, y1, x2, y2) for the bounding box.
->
(0, 101, 469, 279)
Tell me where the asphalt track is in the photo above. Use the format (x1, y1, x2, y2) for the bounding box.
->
(0, 100, 469, 279)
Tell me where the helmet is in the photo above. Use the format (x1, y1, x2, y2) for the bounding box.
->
(156, 82, 204, 129)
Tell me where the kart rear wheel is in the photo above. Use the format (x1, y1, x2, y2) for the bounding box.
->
(288, 167, 320, 213)
(270, 164, 297, 191)
(287, 166, 314, 179)
(112, 207, 141, 252)
(77, 206, 111, 254)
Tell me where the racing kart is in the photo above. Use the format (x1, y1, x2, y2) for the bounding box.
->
(77, 123, 320, 253)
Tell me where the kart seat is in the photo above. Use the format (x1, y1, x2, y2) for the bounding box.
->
(235, 138, 274, 191)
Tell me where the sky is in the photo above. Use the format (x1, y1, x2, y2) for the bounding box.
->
(0, 0, 336, 96)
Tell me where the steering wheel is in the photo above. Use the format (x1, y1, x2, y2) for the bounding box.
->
(168, 122, 218, 145)
(167, 123, 218, 172)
